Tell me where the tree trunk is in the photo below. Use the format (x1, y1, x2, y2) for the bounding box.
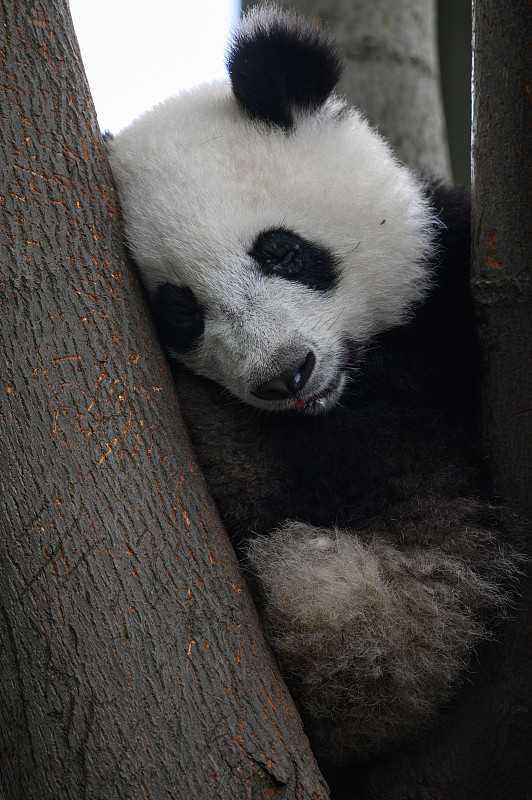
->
(244, 0, 451, 178)
(0, 2, 328, 798)
(470, 0, 532, 521)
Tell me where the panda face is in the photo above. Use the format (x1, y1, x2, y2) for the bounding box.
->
(149, 219, 351, 413)
(108, 9, 435, 413)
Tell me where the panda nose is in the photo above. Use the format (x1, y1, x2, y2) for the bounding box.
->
(251, 350, 316, 401)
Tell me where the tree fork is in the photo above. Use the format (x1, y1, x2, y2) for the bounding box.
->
(0, 2, 328, 798)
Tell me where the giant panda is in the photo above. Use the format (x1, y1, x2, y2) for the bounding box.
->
(107, 4, 520, 766)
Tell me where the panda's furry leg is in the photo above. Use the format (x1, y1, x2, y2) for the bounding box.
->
(245, 519, 514, 762)
(171, 367, 521, 762)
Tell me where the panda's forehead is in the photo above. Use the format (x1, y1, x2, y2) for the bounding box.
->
(111, 80, 427, 304)
(135, 92, 354, 219)
(117, 81, 395, 237)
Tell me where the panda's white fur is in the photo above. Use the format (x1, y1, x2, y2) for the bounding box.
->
(107, 4, 520, 768)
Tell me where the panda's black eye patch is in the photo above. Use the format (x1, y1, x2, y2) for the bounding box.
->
(249, 227, 338, 292)
(152, 283, 205, 354)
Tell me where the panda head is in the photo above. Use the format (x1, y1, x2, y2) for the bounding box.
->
(108, 4, 436, 414)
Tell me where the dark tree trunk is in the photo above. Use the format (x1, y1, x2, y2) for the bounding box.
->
(470, 0, 532, 521)
(0, 2, 328, 798)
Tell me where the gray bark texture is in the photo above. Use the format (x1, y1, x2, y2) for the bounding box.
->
(0, 2, 328, 798)
(245, 0, 451, 178)
(471, 0, 532, 521)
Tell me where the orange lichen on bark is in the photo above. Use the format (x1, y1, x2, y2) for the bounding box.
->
(177, 496, 191, 530)
(486, 229, 502, 268)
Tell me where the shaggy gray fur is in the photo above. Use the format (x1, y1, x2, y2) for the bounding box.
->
(246, 520, 514, 759)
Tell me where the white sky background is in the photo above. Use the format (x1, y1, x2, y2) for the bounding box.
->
(69, 0, 241, 134)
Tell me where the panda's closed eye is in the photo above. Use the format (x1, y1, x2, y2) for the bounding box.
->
(256, 235, 302, 273)
(152, 283, 205, 354)
(249, 227, 338, 292)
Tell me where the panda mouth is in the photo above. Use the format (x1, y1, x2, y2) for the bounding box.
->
(291, 371, 344, 412)
(289, 341, 362, 413)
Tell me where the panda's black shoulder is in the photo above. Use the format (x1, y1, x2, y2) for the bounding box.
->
(350, 182, 473, 412)
(418, 180, 472, 358)
(425, 180, 471, 279)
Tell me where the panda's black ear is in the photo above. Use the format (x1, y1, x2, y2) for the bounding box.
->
(226, 5, 343, 130)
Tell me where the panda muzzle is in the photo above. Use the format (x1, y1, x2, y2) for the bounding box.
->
(251, 350, 316, 401)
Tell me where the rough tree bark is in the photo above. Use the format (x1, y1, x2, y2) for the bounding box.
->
(0, 2, 328, 798)
(245, 0, 451, 178)
(471, 0, 532, 521)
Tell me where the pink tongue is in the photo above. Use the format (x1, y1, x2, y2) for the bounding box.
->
(292, 397, 308, 410)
